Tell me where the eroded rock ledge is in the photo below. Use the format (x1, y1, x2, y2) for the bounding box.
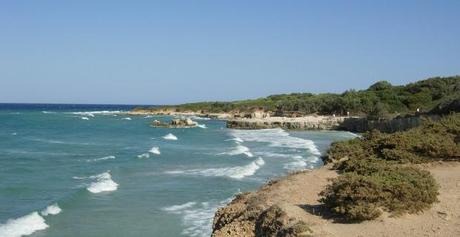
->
(226, 116, 346, 130)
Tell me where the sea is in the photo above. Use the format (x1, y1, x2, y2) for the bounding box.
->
(0, 103, 357, 237)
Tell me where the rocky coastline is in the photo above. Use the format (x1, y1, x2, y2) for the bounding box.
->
(226, 116, 348, 130)
(128, 108, 438, 133)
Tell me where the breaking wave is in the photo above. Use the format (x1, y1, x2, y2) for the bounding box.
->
(87, 155, 116, 162)
(283, 155, 320, 171)
(81, 117, 90, 120)
(0, 212, 48, 237)
(162, 198, 232, 237)
(121, 117, 132, 120)
(196, 124, 207, 129)
(71, 111, 122, 117)
(229, 128, 321, 155)
(186, 116, 211, 121)
(220, 144, 253, 158)
(86, 171, 119, 193)
(163, 133, 178, 140)
(40, 204, 62, 216)
(227, 137, 244, 143)
(149, 146, 161, 155)
(165, 157, 265, 179)
(162, 202, 197, 212)
(137, 153, 150, 159)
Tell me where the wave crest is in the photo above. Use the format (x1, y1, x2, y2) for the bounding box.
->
(230, 128, 321, 155)
(220, 144, 253, 158)
(0, 212, 48, 237)
(40, 204, 62, 216)
(162, 198, 232, 237)
(87, 171, 119, 193)
(149, 147, 161, 155)
(165, 157, 265, 179)
(137, 153, 150, 159)
(163, 133, 178, 140)
(87, 155, 116, 162)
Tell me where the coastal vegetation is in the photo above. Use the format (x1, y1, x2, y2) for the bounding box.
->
(320, 113, 460, 221)
(137, 76, 460, 118)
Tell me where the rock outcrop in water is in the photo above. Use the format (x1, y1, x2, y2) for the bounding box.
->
(151, 118, 198, 128)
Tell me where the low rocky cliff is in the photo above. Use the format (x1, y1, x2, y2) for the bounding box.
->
(227, 115, 441, 133)
(226, 116, 346, 130)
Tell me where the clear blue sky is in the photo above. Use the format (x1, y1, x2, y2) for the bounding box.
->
(1, 1, 459, 105)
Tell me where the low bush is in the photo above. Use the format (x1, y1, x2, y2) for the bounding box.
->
(319, 114, 458, 221)
(320, 167, 439, 221)
(326, 114, 460, 166)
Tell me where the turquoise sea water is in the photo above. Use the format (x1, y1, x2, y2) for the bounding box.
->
(0, 104, 356, 237)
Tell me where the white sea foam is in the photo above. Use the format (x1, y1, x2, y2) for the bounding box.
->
(283, 155, 320, 171)
(40, 204, 62, 216)
(11, 133, 17, 136)
(30, 138, 66, 144)
(41, 111, 56, 114)
(255, 152, 292, 158)
(165, 157, 265, 179)
(0, 212, 48, 237)
(227, 137, 244, 143)
(81, 117, 90, 120)
(149, 146, 161, 155)
(230, 128, 321, 155)
(196, 124, 207, 129)
(162, 198, 232, 237)
(122, 117, 132, 120)
(186, 116, 211, 121)
(162, 202, 197, 212)
(220, 144, 253, 158)
(87, 171, 119, 193)
(137, 153, 150, 159)
(87, 155, 116, 162)
(71, 111, 122, 117)
(29, 138, 91, 146)
(163, 133, 178, 140)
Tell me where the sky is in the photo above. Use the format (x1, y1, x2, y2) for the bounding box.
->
(0, 1, 459, 105)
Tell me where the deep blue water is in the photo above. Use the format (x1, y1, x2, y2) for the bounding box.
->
(0, 104, 356, 237)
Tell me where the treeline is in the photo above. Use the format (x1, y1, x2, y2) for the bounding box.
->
(142, 76, 460, 117)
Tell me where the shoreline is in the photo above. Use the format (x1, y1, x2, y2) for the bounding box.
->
(126, 109, 432, 133)
(212, 162, 460, 237)
(125, 109, 354, 130)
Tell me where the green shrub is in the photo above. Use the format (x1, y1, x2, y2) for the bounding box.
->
(326, 114, 460, 166)
(320, 167, 439, 221)
(319, 114, 459, 221)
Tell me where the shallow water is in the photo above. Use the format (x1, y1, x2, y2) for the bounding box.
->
(0, 104, 356, 237)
